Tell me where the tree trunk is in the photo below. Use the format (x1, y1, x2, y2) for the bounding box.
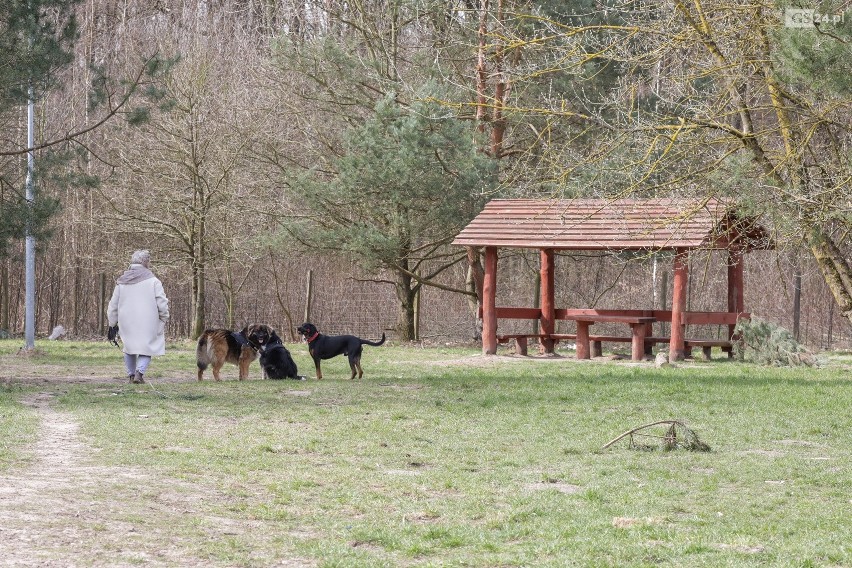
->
(491, 0, 507, 157)
(73, 264, 82, 335)
(0, 260, 8, 332)
(99, 273, 106, 336)
(475, 0, 489, 130)
(224, 290, 235, 330)
(466, 247, 485, 339)
(792, 265, 802, 341)
(192, 266, 206, 339)
(809, 229, 852, 326)
(394, 270, 416, 342)
(219, 264, 235, 329)
(191, 221, 207, 339)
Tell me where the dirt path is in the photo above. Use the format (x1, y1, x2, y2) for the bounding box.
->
(0, 392, 227, 567)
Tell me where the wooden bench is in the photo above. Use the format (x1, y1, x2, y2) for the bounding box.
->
(646, 337, 734, 360)
(685, 339, 734, 360)
(487, 307, 746, 360)
(550, 333, 577, 341)
(499, 333, 734, 360)
(496, 334, 548, 356)
(551, 334, 653, 358)
(555, 310, 744, 361)
(557, 314, 657, 361)
(555, 309, 750, 326)
(579, 336, 733, 360)
(578, 335, 663, 358)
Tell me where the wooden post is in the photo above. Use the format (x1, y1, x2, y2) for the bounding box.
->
(727, 247, 744, 341)
(792, 268, 802, 341)
(631, 324, 646, 361)
(658, 270, 669, 336)
(482, 247, 498, 355)
(643, 310, 654, 356)
(728, 247, 745, 358)
(576, 321, 591, 359)
(669, 248, 689, 361)
(98, 273, 106, 336)
(304, 270, 313, 324)
(539, 248, 555, 354)
(531, 271, 541, 335)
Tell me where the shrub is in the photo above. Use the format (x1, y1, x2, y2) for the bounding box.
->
(733, 317, 818, 367)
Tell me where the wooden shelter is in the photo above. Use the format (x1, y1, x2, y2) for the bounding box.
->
(452, 198, 772, 361)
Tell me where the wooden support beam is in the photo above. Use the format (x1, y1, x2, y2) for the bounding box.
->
(643, 314, 654, 356)
(727, 247, 744, 343)
(576, 321, 590, 359)
(539, 248, 556, 354)
(482, 247, 498, 355)
(631, 324, 647, 361)
(669, 248, 689, 361)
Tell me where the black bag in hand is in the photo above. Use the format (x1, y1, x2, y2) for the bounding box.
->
(107, 325, 120, 347)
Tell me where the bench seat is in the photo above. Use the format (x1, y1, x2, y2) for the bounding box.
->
(550, 334, 577, 341)
(496, 334, 548, 356)
(685, 339, 735, 360)
(495, 332, 736, 360)
(578, 336, 734, 360)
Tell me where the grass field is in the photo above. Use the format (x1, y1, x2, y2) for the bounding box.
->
(1, 338, 850, 567)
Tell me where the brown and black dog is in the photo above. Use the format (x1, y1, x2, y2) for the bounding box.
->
(195, 327, 257, 381)
(296, 322, 385, 380)
(245, 323, 301, 380)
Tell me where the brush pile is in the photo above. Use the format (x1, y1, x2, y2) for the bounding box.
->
(602, 420, 711, 452)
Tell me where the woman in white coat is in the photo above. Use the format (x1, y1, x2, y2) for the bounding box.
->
(107, 250, 170, 383)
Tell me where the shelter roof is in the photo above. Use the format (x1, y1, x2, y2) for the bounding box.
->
(452, 198, 772, 251)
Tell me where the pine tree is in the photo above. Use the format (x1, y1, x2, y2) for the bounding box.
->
(280, 96, 497, 340)
(0, 0, 78, 257)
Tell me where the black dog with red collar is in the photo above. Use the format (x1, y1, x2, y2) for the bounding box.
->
(296, 322, 386, 380)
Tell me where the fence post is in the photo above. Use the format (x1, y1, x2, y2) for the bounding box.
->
(304, 270, 313, 324)
(99, 273, 106, 335)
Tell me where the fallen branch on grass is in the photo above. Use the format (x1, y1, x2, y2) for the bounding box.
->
(602, 420, 711, 452)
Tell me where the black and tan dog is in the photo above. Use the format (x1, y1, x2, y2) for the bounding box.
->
(196, 327, 256, 381)
(296, 322, 386, 380)
(245, 323, 301, 380)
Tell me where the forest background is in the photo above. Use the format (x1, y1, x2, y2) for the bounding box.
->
(1, 0, 850, 349)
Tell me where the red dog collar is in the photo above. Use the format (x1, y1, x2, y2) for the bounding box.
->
(307, 332, 319, 343)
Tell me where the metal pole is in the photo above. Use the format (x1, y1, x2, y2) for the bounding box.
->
(24, 86, 36, 350)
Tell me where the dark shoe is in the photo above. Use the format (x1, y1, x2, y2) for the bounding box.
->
(128, 374, 135, 383)
(132, 371, 145, 384)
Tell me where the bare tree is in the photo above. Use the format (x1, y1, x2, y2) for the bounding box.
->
(487, 1, 852, 325)
(96, 23, 276, 337)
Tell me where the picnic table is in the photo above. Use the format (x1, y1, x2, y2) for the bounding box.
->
(490, 307, 746, 361)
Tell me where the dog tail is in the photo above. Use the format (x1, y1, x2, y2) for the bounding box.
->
(362, 332, 386, 347)
(196, 335, 211, 370)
